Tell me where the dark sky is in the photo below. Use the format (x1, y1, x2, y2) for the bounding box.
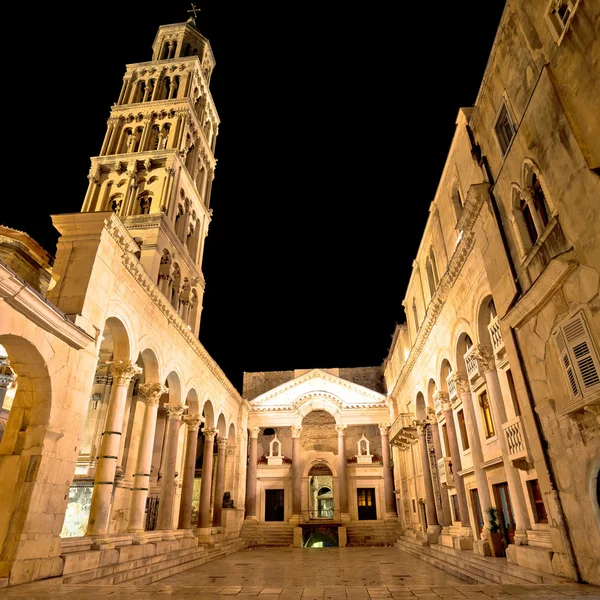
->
(4, 2, 506, 392)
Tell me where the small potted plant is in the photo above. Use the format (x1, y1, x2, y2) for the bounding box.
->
(485, 506, 506, 557)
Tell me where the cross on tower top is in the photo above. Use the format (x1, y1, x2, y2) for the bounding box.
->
(188, 3, 201, 18)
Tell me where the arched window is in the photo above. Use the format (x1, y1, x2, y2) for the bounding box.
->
(450, 180, 463, 223)
(163, 77, 171, 100)
(161, 42, 169, 60)
(531, 173, 549, 228)
(412, 298, 419, 334)
(520, 195, 538, 246)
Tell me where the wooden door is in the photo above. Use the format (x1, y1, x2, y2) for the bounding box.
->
(265, 489, 285, 521)
(493, 482, 516, 545)
(357, 488, 377, 520)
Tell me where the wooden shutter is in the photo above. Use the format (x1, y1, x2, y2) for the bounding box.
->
(553, 311, 600, 400)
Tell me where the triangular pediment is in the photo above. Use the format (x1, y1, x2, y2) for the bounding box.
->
(248, 368, 387, 413)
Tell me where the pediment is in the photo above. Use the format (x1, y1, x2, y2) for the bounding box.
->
(248, 368, 387, 413)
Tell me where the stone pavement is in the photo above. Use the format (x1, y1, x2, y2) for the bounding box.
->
(1, 547, 599, 599)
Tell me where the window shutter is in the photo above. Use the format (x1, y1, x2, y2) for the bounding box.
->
(562, 312, 600, 394)
(552, 327, 581, 400)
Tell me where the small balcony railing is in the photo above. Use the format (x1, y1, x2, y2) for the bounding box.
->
(464, 346, 479, 381)
(447, 376, 457, 402)
(437, 456, 454, 487)
(308, 510, 334, 520)
(487, 316, 505, 356)
(502, 415, 532, 470)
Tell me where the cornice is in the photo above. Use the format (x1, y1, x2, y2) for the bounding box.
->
(0, 261, 94, 350)
(249, 368, 387, 406)
(389, 231, 476, 399)
(250, 389, 388, 413)
(103, 214, 242, 406)
(456, 183, 490, 234)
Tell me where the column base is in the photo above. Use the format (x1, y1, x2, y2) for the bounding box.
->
(426, 525, 442, 544)
(244, 515, 258, 522)
(473, 538, 492, 556)
(514, 528, 529, 546)
(288, 514, 301, 525)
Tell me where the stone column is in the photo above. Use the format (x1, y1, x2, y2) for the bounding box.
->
(178, 414, 204, 529)
(198, 427, 218, 529)
(448, 372, 494, 552)
(291, 425, 302, 520)
(212, 438, 228, 527)
(336, 424, 348, 516)
(416, 422, 440, 542)
(87, 361, 142, 537)
(156, 403, 185, 531)
(470, 345, 531, 545)
(427, 405, 452, 527)
(440, 395, 471, 534)
(245, 427, 260, 520)
(379, 424, 397, 518)
(128, 383, 167, 533)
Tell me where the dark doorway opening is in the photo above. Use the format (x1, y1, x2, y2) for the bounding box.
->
(357, 488, 377, 520)
(493, 482, 516, 545)
(265, 489, 284, 521)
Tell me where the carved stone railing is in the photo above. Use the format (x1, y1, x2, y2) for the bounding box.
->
(488, 316, 505, 357)
(437, 457, 454, 487)
(447, 376, 457, 402)
(502, 415, 532, 470)
(464, 346, 479, 381)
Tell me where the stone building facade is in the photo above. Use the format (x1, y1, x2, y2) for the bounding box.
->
(385, 0, 599, 586)
(0, 0, 598, 591)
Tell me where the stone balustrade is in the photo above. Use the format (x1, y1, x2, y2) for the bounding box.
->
(446, 376, 457, 402)
(389, 412, 417, 444)
(502, 415, 533, 470)
(487, 315, 505, 356)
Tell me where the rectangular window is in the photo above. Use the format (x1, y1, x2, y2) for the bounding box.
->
(442, 422, 450, 456)
(494, 101, 516, 156)
(552, 310, 600, 402)
(479, 391, 495, 438)
(506, 369, 521, 416)
(412, 499, 416, 513)
(470, 488, 484, 536)
(451, 494, 461, 522)
(457, 409, 470, 451)
(527, 479, 548, 524)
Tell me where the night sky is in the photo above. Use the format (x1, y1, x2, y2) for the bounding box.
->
(4, 2, 506, 392)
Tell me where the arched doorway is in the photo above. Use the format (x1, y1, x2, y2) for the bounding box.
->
(308, 463, 334, 519)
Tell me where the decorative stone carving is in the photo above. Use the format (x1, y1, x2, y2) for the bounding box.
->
(217, 437, 228, 450)
(267, 434, 283, 465)
(249, 427, 260, 439)
(290, 425, 302, 439)
(165, 403, 185, 420)
(183, 414, 204, 431)
(378, 424, 390, 437)
(202, 427, 218, 441)
(138, 382, 168, 405)
(468, 345, 495, 374)
(447, 372, 470, 396)
(108, 361, 143, 386)
(356, 434, 372, 464)
(335, 424, 347, 436)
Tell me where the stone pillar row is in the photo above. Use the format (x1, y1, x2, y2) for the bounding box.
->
(86, 360, 229, 538)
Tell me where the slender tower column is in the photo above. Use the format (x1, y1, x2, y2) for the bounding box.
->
(212, 438, 228, 526)
(427, 404, 452, 527)
(198, 427, 218, 529)
(336, 424, 348, 516)
(440, 394, 472, 540)
(156, 403, 185, 531)
(178, 414, 204, 529)
(448, 372, 494, 553)
(245, 427, 260, 520)
(128, 383, 168, 533)
(416, 422, 440, 541)
(379, 424, 397, 519)
(469, 345, 531, 545)
(291, 425, 302, 521)
(87, 361, 142, 537)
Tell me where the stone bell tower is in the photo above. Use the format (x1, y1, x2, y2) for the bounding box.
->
(80, 9, 219, 335)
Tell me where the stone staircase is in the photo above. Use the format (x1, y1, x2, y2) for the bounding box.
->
(59, 534, 246, 587)
(239, 521, 295, 547)
(346, 521, 403, 547)
(395, 535, 572, 585)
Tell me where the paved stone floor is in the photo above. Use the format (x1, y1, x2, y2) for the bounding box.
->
(2, 547, 599, 599)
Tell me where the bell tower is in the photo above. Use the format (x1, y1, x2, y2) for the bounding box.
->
(80, 9, 219, 336)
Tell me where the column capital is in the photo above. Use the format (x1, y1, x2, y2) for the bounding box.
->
(447, 372, 470, 395)
(249, 427, 260, 439)
(202, 427, 218, 441)
(378, 423, 390, 436)
(290, 425, 302, 439)
(426, 407, 436, 421)
(469, 344, 495, 373)
(416, 424, 426, 436)
(108, 360, 143, 385)
(165, 403, 186, 420)
(335, 424, 347, 436)
(217, 437, 228, 449)
(0, 373, 16, 389)
(183, 414, 204, 431)
(138, 382, 168, 405)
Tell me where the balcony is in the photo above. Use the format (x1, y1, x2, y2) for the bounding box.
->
(487, 315, 505, 357)
(437, 457, 454, 487)
(390, 412, 417, 447)
(464, 347, 479, 381)
(447, 376, 457, 402)
(502, 415, 532, 470)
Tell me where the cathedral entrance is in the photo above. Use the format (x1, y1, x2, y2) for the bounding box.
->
(265, 489, 285, 521)
(308, 463, 334, 519)
(357, 488, 377, 520)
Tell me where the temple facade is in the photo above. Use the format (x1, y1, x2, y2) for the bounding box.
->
(0, 0, 598, 591)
